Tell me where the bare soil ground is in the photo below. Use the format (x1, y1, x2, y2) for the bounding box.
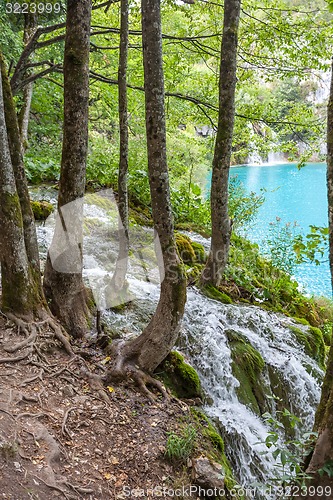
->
(0, 316, 197, 500)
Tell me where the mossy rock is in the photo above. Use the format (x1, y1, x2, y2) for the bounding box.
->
(202, 284, 233, 304)
(321, 322, 332, 346)
(288, 324, 326, 368)
(85, 192, 115, 210)
(205, 427, 225, 453)
(308, 326, 326, 367)
(156, 351, 202, 399)
(31, 200, 53, 220)
(191, 241, 207, 263)
(226, 330, 267, 415)
(293, 317, 310, 326)
(175, 233, 196, 265)
(293, 300, 321, 327)
(174, 222, 211, 238)
(129, 205, 153, 227)
(186, 264, 203, 285)
(83, 217, 105, 235)
(190, 409, 240, 498)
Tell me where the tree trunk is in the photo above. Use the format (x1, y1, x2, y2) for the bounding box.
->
(107, 0, 187, 387)
(18, 13, 37, 149)
(201, 0, 241, 287)
(300, 58, 333, 496)
(0, 51, 42, 291)
(107, 0, 129, 298)
(0, 58, 41, 318)
(43, 0, 92, 338)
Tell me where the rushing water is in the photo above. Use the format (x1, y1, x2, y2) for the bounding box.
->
(229, 162, 331, 297)
(34, 190, 323, 497)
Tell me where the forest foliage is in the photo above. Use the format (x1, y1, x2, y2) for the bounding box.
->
(1, 0, 331, 204)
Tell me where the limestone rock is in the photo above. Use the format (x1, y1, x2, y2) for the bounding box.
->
(192, 455, 225, 491)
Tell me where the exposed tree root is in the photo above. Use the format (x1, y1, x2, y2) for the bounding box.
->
(127, 365, 169, 402)
(20, 369, 44, 386)
(0, 313, 75, 367)
(3, 327, 37, 353)
(32, 475, 69, 498)
(106, 341, 169, 402)
(80, 367, 111, 404)
(0, 349, 33, 364)
(61, 407, 76, 438)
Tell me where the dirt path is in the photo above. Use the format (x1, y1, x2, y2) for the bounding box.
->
(0, 316, 197, 499)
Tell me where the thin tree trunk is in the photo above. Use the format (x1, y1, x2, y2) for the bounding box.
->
(18, 13, 37, 149)
(0, 59, 40, 317)
(0, 52, 42, 290)
(201, 0, 241, 287)
(19, 83, 33, 148)
(108, 0, 129, 296)
(43, 0, 92, 338)
(300, 58, 333, 496)
(107, 0, 186, 384)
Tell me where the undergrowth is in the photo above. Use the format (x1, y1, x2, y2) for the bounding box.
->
(165, 425, 197, 464)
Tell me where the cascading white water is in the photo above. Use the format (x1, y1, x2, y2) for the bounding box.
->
(179, 290, 322, 491)
(94, 279, 322, 496)
(35, 192, 323, 496)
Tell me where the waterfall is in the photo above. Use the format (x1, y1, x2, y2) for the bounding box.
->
(95, 280, 322, 495)
(35, 191, 323, 495)
(179, 290, 322, 490)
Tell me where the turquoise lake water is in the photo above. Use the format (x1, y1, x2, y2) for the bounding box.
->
(229, 163, 331, 297)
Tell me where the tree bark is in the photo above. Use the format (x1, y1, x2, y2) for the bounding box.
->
(43, 0, 92, 338)
(0, 52, 42, 291)
(18, 13, 38, 149)
(107, 0, 129, 297)
(201, 0, 241, 287)
(0, 58, 41, 317)
(299, 58, 333, 496)
(107, 0, 187, 383)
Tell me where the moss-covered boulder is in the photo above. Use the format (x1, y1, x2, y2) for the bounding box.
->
(31, 200, 54, 220)
(226, 330, 267, 415)
(288, 324, 326, 368)
(175, 233, 196, 265)
(202, 284, 233, 304)
(191, 241, 206, 263)
(129, 205, 153, 227)
(174, 222, 211, 238)
(186, 264, 203, 286)
(156, 351, 202, 399)
(292, 299, 321, 328)
(190, 409, 240, 497)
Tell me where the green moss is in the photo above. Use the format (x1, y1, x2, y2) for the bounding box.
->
(83, 216, 105, 234)
(321, 322, 332, 346)
(190, 409, 240, 498)
(288, 324, 326, 368)
(185, 264, 203, 285)
(156, 351, 202, 399)
(175, 233, 196, 265)
(226, 330, 266, 415)
(2, 192, 23, 228)
(191, 241, 206, 263)
(202, 284, 233, 304)
(174, 222, 211, 238)
(129, 205, 153, 227)
(206, 428, 225, 453)
(309, 327, 326, 367)
(293, 317, 310, 326)
(31, 200, 53, 220)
